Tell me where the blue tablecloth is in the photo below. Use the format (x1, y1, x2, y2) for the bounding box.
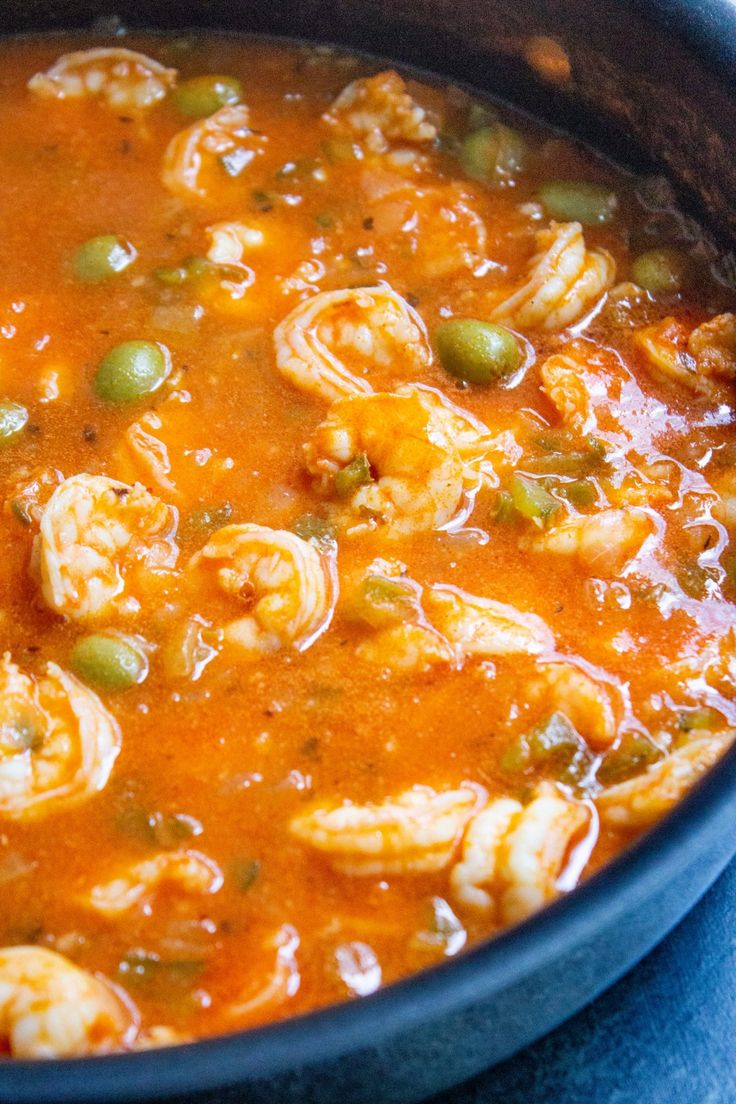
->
(433, 857, 736, 1104)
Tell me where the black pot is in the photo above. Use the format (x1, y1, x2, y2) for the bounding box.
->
(2, 3, 736, 1101)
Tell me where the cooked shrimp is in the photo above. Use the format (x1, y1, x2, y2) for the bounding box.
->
(274, 286, 431, 403)
(290, 784, 483, 876)
(27, 48, 176, 111)
(304, 388, 488, 536)
(633, 316, 723, 397)
(687, 312, 736, 380)
(87, 850, 223, 916)
(526, 506, 654, 576)
(366, 182, 488, 279)
(38, 474, 177, 620)
(162, 104, 265, 201)
(711, 466, 736, 529)
(356, 622, 455, 673)
(0, 656, 120, 821)
(206, 221, 265, 265)
(230, 925, 300, 1020)
(540, 348, 603, 435)
(425, 585, 554, 658)
(0, 946, 133, 1058)
(116, 411, 181, 502)
(532, 662, 619, 749)
(452, 785, 591, 922)
(3, 467, 63, 531)
(323, 70, 437, 154)
(490, 222, 615, 331)
(597, 730, 735, 828)
(191, 523, 336, 656)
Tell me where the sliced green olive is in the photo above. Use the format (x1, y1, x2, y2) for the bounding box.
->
(95, 341, 169, 404)
(172, 74, 242, 118)
(460, 123, 527, 185)
(631, 248, 687, 293)
(334, 452, 373, 497)
(509, 473, 560, 522)
(538, 181, 617, 225)
(0, 402, 28, 444)
(436, 319, 522, 385)
(71, 634, 147, 691)
(72, 235, 136, 283)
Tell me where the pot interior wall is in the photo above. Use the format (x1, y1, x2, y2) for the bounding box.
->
(2, 0, 736, 251)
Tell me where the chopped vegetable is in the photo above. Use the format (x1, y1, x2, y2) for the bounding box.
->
(70, 634, 147, 691)
(494, 489, 515, 522)
(502, 712, 595, 787)
(459, 123, 527, 185)
(172, 74, 242, 118)
(558, 478, 597, 508)
(118, 950, 204, 990)
(677, 707, 722, 732)
(72, 235, 136, 282)
(334, 452, 373, 497)
(676, 561, 720, 599)
(291, 513, 337, 546)
(596, 733, 663, 785)
(631, 248, 687, 294)
(0, 402, 28, 444)
(228, 857, 260, 892)
(347, 574, 420, 629)
(436, 319, 522, 384)
(94, 340, 169, 403)
(182, 501, 234, 536)
(508, 473, 560, 522)
(538, 181, 617, 225)
(116, 803, 203, 849)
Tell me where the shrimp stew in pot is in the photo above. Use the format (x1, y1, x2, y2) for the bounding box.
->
(0, 32, 733, 1056)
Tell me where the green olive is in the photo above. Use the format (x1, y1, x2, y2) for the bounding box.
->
(459, 124, 527, 185)
(72, 236, 136, 283)
(70, 634, 147, 691)
(0, 401, 29, 444)
(537, 181, 617, 225)
(631, 248, 687, 293)
(172, 75, 242, 118)
(94, 341, 169, 404)
(436, 319, 522, 384)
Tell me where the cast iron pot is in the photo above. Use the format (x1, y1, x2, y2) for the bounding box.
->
(2, 2, 736, 1101)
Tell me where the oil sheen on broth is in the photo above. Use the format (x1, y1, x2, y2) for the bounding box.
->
(0, 32, 733, 1058)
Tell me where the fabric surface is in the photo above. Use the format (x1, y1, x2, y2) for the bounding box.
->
(432, 857, 736, 1104)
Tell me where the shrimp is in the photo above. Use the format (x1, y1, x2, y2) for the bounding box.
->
(532, 662, 619, 749)
(37, 474, 178, 620)
(356, 622, 455, 673)
(230, 925, 300, 1020)
(0, 656, 120, 821)
(526, 506, 654, 576)
(633, 316, 724, 397)
(0, 946, 133, 1058)
(206, 221, 265, 265)
(597, 730, 735, 828)
(116, 411, 181, 502)
(273, 286, 431, 404)
(87, 850, 223, 916)
(451, 784, 591, 923)
(425, 585, 554, 658)
(687, 312, 736, 381)
(304, 388, 488, 536)
(190, 523, 336, 656)
(323, 70, 437, 154)
(27, 48, 176, 111)
(162, 104, 266, 201)
(290, 784, 483, 876)
(540, 348, 603, 435)
(490, 221, 615, 331)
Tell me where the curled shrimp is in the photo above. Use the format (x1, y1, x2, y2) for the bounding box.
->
(87, 850, 224, 917)
(27, 48, 176, 111)
(633, 317, 716, 397)
(230, 925, 300, 1021)
(532, 662, 619, 749)
(323, 70, 437, 154)
(304, 388, 489, 536)
(0, 655, 120, 821)
(162, 104, 265, 201)
(37, 474, 177, 621)
(290, 784, 483, 876)
(490, 221, 615, 331)
(526, 506, 654, 576)
(273, 286, 431, 404)
(425, 585, 554, 659)
(190, 523, 336, 656)
(451, 784, 592, 923)
(597, 730, 735, 828)
(206, 221, 265, 265)
(688, 312, 736, 381)
(0, 946, 134, 1058)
